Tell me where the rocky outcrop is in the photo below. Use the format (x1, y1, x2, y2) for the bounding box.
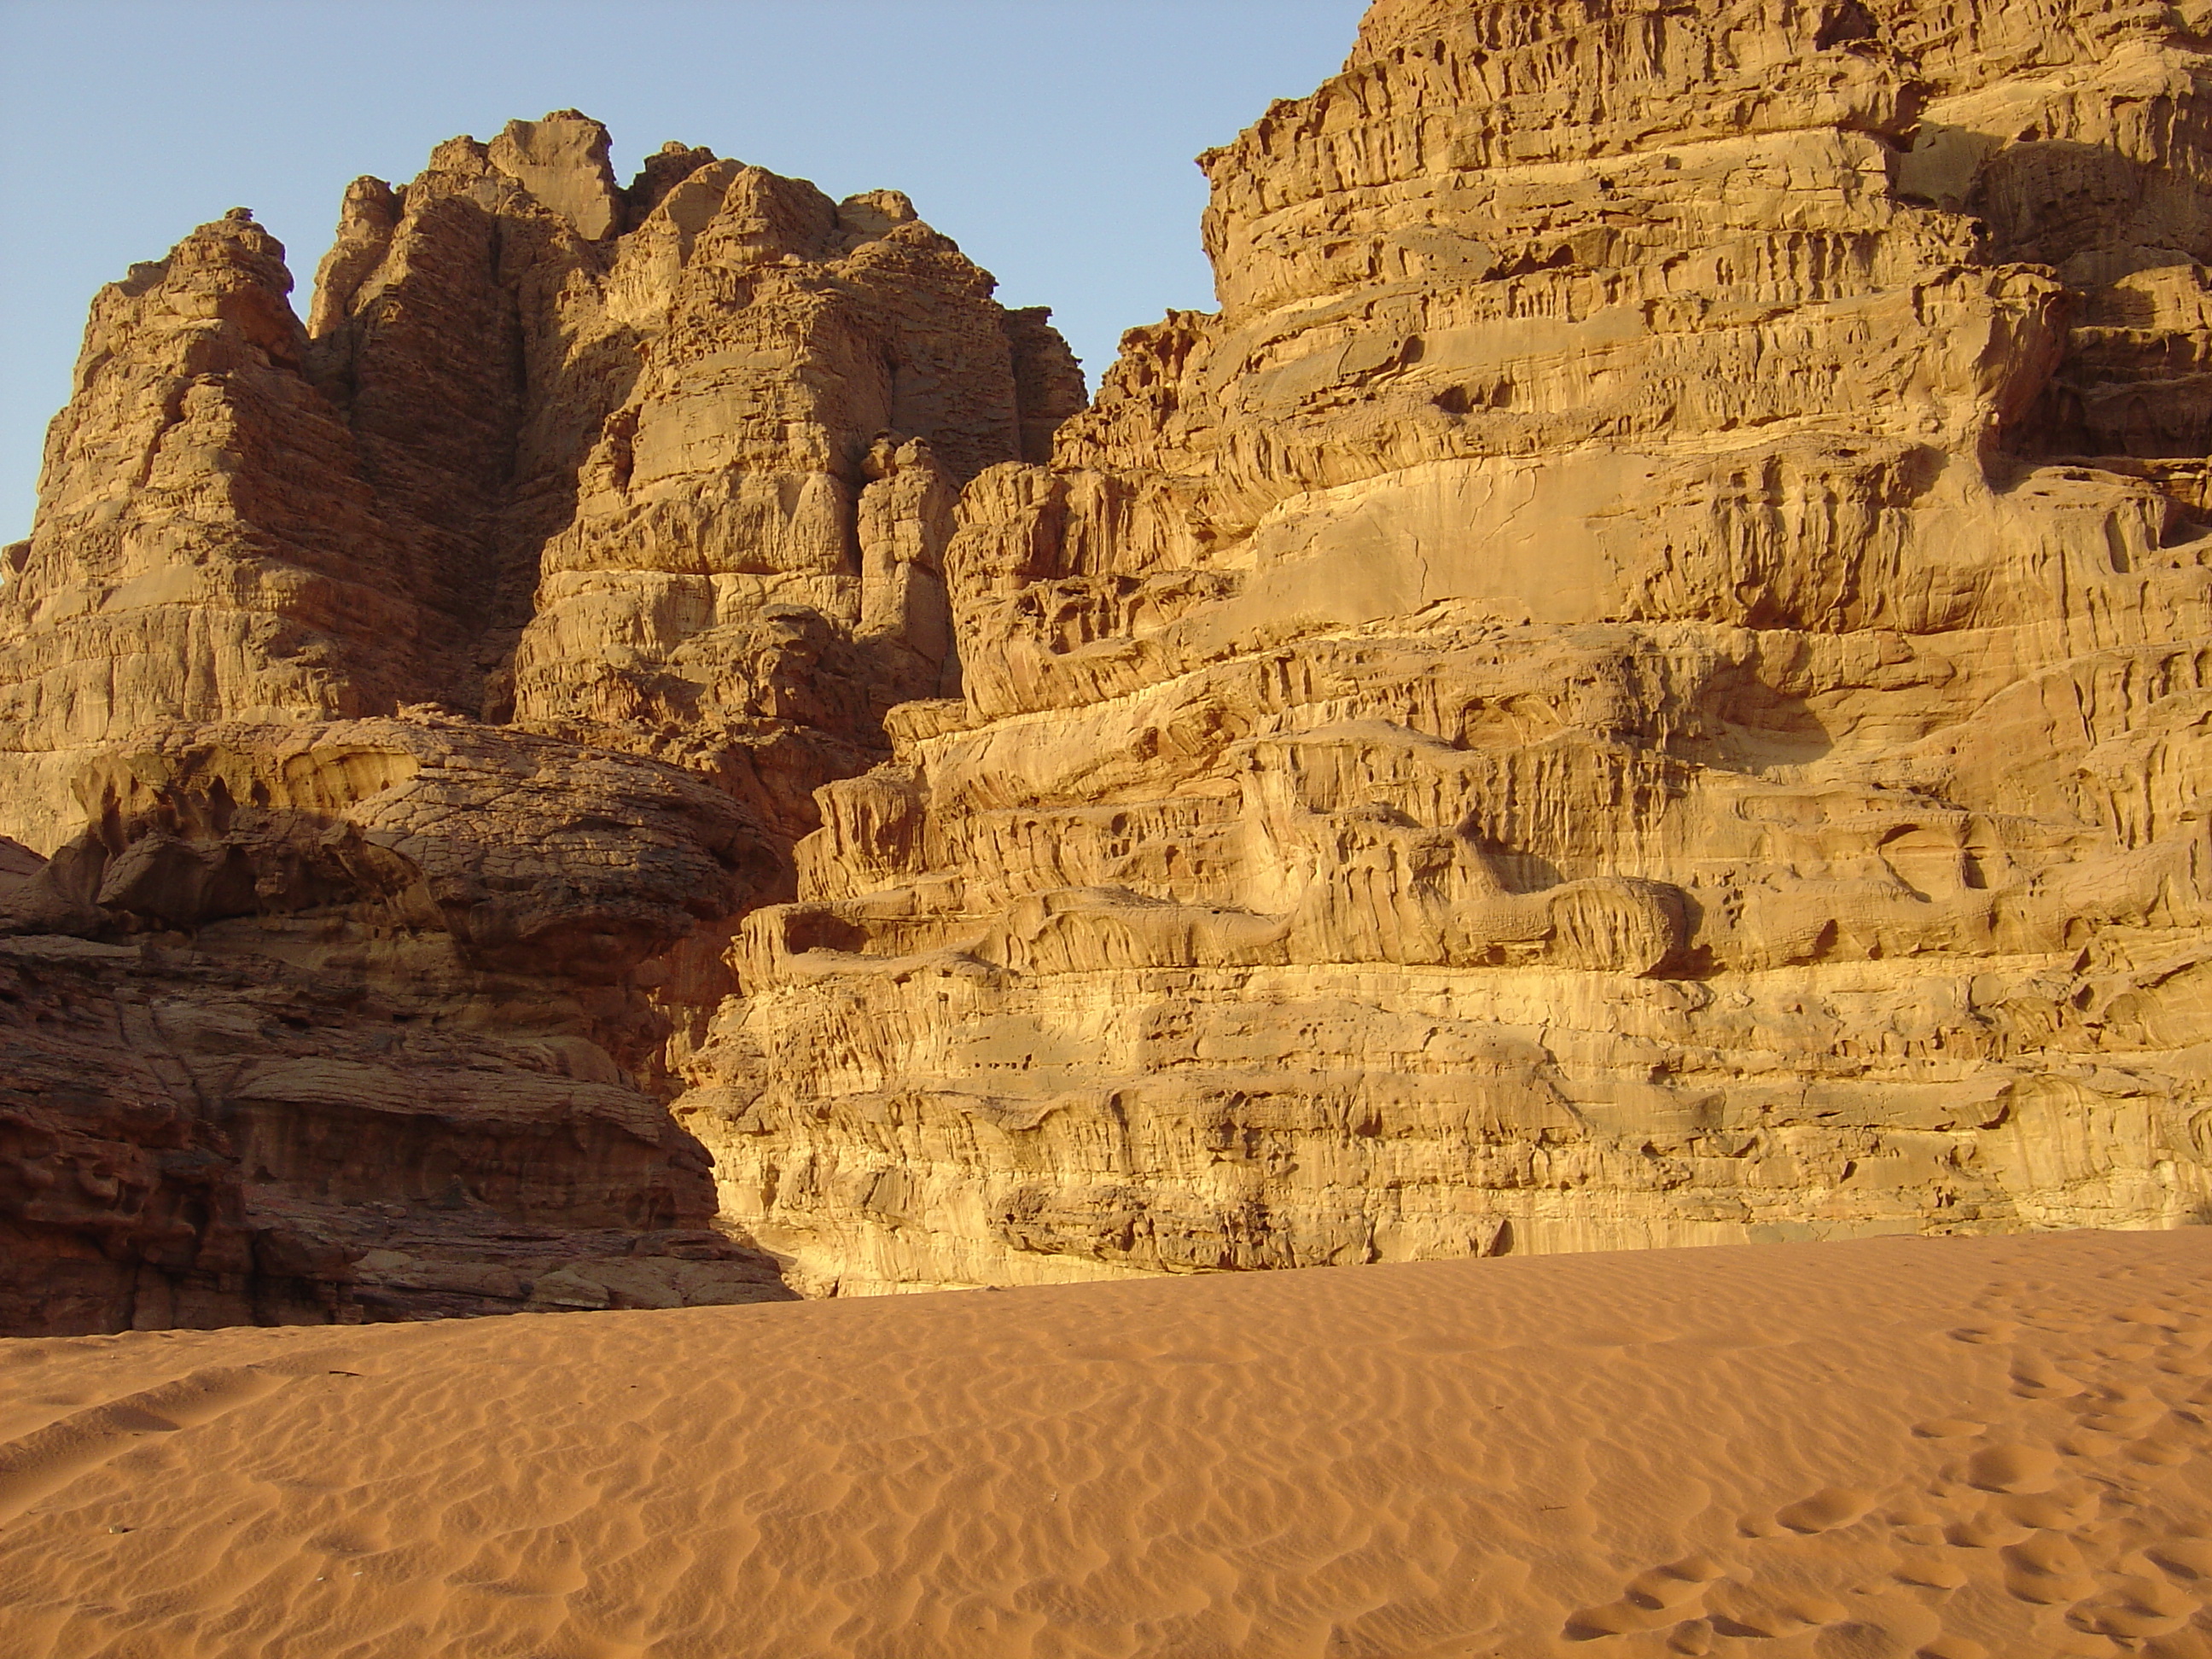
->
(1, 112, 1083, 861)
(10, 3, 2212, 1328)
(0, 117, 1083, 1332)
(0, 715, 790, 1334)
(507, 160, 1084, 844)
(681, 0, 2212, 1293)
(0, 211, 426, 857)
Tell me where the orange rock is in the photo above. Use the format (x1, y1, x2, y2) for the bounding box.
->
(0, 118, 1081, 1332)
(9, 0, 2212, 1328)
(687, 0, 2212, 1293)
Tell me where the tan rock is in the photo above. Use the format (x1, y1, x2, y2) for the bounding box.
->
(486, 109, 624, 242)
(508, 155, 1085, 845)
(0, 211, 424, 854)
(0, 117, 1084, 1332)
(14, 3, 2212, 1326)
(682, 0, 2212, 1294)
(1, 114, 1085, 859)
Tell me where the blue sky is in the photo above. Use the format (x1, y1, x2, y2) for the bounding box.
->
(0, 0, 1365, 540)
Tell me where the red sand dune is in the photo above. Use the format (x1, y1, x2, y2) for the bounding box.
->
(1, 1230, 2208, 1657)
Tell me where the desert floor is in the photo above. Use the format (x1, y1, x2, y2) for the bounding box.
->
(1, 1230, 2208, 1657)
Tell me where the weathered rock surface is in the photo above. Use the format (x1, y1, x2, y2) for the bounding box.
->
(506, 157, 1082, 844)
(0, 111, 1081, 860)
(11, 1, 2212, 1328)
(0, 211, 426, 859)
(0, 116, 1081, 1331)
(679, 0, 2212, 1294)
(0, 715, 792, 1333)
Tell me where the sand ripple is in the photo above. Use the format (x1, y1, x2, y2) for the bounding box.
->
(0, 1230, 2207, 1656)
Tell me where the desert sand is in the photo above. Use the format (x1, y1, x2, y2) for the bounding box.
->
(0, 1228, 2207, 1657)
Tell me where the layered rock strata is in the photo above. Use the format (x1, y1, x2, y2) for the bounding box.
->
(681, 0, 2212, 1293)
(0, 117, 1081, 1331)
(12, 2, 2212, 1325)
(0, 111, 1082, 857)
(0, 715, 790, 1334)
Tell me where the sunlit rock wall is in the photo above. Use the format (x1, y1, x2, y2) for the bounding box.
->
(684, 0, 2212, 1293)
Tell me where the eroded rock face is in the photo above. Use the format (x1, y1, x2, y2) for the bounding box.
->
(0, 212, 424, 857)
(2, 113, 1083, 862)
(12, 5, 2212, 1324)
(510, 163, 1082, 844)
(682, 0, 2212, 1293)
(0, 116, 1083, 1331)
(0, 716, 789, 1333)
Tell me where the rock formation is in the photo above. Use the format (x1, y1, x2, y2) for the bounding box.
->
(0, 717, 789, 1333)
(0, 115, 1080, 1331)
(678, 0, 2212, 1293)
(7, 2, 2212, 1330)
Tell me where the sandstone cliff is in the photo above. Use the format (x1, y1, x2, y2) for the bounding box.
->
(680, 0, 2212, 1294)
(0, 117, 1080, 1331)
(0, 111, 1080, 859)
(0, 718, 791, 1333)
(9, 2, 2212, 1330)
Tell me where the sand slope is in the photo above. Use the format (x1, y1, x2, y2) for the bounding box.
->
(0, 1231, 2208, 1657)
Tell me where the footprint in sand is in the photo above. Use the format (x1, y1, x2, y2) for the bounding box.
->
(1738, 1488, 1872, 1540)
(1911, 1418, 1984, 1439)
(2065, 1576, 2199, 1641)
(1960, 1442, 2060, 1494)
(1884, 1505, 1951, 1547)
(2060, 1425, 2126, 1457)
(2146, 1537, 2212, 1582)
(1773, 1487, 1875, 1534)
(2009, 1351, 2087, 1398)
(1947, 1323, 2019, 1345)
(1562, 1598, 1670, 1640)
(1704, 1586, 1848, 1639)
(2081, 1389, 2168, 1438)
(1998, 1534, 2098, 1605)
(2123, 1431, 2195, 1469)
(1624, 1554, 1728, 1611)
(1942, 1505, 2034, 1549)
(2157, 1342, 2211, 1378)
(2000, 1486, 2098, 1530)
(2116, 1304, 2184, 1330)
(1562, 1554, 1728, 1640)
(1893, 1553, 1970, 1591)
